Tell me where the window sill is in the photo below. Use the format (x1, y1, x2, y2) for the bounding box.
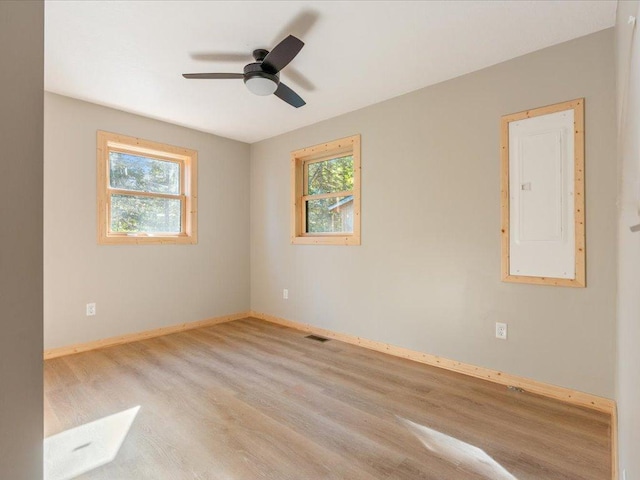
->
(98, 234, 197, 245)
(291, 234, 360, 246)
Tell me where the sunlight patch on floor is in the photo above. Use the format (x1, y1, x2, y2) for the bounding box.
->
(399, 416, 518, 479)
(44, 406, 140, 480)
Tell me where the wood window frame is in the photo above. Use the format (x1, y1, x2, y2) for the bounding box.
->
(97, 131, 198, 245)
(500, 98, 585, 287)
(291, 134, 361, 245)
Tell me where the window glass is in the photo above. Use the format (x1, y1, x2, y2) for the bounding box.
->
(110, 195, 181, 234)
(307, 155, 353, 195)
(109, 152, 180, 195)
(306, 196, 354, 233)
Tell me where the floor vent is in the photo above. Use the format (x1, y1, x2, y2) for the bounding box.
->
(305, 335, 330, 343)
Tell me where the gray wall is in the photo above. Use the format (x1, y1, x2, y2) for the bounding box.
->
(0, 1, 44, 479)
(615, 1, 640, 478)
(250, 29, 617, 398)
(44, 93, 250, 349)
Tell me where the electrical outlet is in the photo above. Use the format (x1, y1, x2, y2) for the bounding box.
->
(86, 303, 96, 316)
(495, 322, 507, 340)
(283, 289, 288, 300)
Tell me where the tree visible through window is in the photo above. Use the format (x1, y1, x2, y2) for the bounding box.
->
(291, 135, 361, 245)
(305, 155, 354, 233)
(97, 132, 197, 245)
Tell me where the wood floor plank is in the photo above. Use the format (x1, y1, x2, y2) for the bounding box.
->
(44, 318, 611, 479)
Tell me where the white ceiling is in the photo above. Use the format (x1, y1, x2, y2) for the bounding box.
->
(45, 1, 616, 144)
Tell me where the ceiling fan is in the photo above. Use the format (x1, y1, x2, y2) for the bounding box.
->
(183, 35, 306, 108)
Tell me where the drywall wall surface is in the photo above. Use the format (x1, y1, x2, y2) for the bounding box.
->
(250, 29, 617, 398)
(0, 1, 44, 478)
(615, 1, 640, 477)
(44, 93, 250, 349)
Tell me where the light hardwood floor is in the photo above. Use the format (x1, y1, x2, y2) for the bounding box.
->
(44, 318, 611, 479)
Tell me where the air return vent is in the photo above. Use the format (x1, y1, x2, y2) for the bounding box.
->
(305, 335, 330, 343)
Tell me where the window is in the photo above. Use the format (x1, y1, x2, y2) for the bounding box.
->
(97, 131, 197, 245)
(291, 134, 361, 245)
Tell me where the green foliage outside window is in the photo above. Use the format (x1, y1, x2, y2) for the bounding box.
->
(307, 155, 353, 195)
(306, 155, 354, 233)
(110, 195, 181, 234)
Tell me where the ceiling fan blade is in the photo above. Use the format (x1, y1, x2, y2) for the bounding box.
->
(271, 10, 319, 47)
(189, 53, 251, 62)
(182, 73, 244, 79)
(262, 35, 304, 74)
(283, 67, 316, 92)
(274, 82, 306, 108)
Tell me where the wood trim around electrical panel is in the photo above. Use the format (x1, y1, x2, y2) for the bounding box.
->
(500, 98, 585, 287)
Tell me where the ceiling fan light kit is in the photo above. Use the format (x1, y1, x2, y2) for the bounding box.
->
(245, 76, 278, 96)
(243, 59, 279, 96)
(183, 35, 306, 108)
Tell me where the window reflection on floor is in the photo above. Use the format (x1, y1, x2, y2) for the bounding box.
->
(399, 416, 518, 480)
(44, 406, 140, 480)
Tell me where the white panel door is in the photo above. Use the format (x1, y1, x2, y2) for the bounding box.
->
(508, 109, 575, 279)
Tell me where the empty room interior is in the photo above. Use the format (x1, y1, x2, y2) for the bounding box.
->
(1, 1, 640, 479)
